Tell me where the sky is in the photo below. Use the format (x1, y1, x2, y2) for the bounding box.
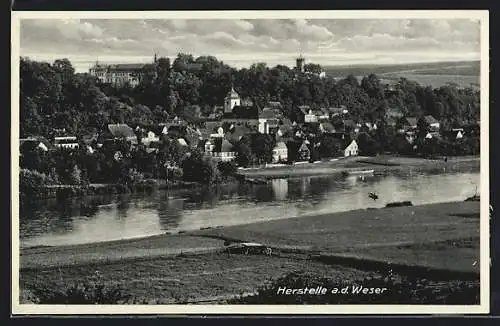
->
(19, 18, 481, 73)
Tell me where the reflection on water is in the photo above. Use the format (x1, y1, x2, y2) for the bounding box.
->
(20, 169, 480, 247)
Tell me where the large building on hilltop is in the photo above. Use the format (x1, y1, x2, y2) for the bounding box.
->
(89, 55, 158, 88)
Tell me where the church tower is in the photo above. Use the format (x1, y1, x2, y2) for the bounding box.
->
(224, 85, 241, 113)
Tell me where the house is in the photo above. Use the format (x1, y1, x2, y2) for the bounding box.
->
(453, 128, 464, 139)
(200, 121, 222, 139)
(53, 136, 79, 150)
(204, 139, 215, 154)
(424, 115, 440, 131)
(177, 138, 189, 147)
(272, 141, 288, 163)
(258, 108, 279, 134)
(304, 109, 318, 123)
(361, 122, 377, 131)
(343, 140, 359, 157)
(222, 105, 259, 129)
(403, 117, 418, 131)
(407, 117, 418, 128)
(441, 128, 464, 141)
(268, 101, 282, 107)
(106, 123, 138, 144)
(20, 137, 51, 153)
(319, 122, 336, 134)
(313, 109, 329, 121)
(327, 106, 349, 117)
(141, 131, 160, 146)
(207, 138, 236, 162)
(292, 105, 310, 123)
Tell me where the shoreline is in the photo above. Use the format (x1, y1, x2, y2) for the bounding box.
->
(20, 155, 480, 202)
(236, 155, 480, 179)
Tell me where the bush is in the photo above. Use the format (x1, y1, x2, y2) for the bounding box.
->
(217, 161, 237, 177)
(28, 272, 132, 304)
(166, 167, 183, 181)
(182, 151, 222, 186)
(20, 169, 57, 198)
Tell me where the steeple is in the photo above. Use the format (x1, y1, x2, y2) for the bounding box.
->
(154, 52, 158, 63)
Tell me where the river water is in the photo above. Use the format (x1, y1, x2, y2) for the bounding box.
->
(19, 169, 480, 248)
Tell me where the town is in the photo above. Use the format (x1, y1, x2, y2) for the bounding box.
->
(19, 53, 480, 197)
(16, 16, 484, 309)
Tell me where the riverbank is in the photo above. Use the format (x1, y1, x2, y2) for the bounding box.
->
(237, 155, 480, 179)
(21, 155, 479, 201)
(20, 200, 481, 304)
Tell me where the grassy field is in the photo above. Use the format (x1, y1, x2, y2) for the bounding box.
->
(323, 60, 480, 88)
(20, 200, 481, 304)
(323, 61, 479, 77)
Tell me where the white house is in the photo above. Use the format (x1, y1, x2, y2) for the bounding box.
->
(258, 108, 277, 134)
(272, 141, 288, 163)
(205, 139, 236, 162)
(54, 136, 79, 149)
(142, 131, 160, 145)
(204, 140, 215, 153)
(304, 110, 318, 123)
(344, 140, 359, 157)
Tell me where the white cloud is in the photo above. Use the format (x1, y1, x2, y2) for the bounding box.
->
(20, 18, 481, 72)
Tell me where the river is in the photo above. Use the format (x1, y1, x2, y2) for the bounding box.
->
(19, 169, 480, 248)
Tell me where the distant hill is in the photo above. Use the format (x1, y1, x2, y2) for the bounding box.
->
(323, 60, 480, 89)
(323, 60, 480, 77)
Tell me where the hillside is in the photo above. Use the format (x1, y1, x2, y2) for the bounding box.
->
(323, 60, 480, 77)
(324, 61, 480, 88)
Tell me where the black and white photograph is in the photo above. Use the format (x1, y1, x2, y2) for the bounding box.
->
(11, 10, 489, 314)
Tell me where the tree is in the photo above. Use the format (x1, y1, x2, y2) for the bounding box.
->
(69, 164, 82, 185)
(235, 142, 254, 167)
(357, 132, 378, 156)
(250, 134, 276, 164)
(416, 116, 430, 140)
(304, 63, 322, 75)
